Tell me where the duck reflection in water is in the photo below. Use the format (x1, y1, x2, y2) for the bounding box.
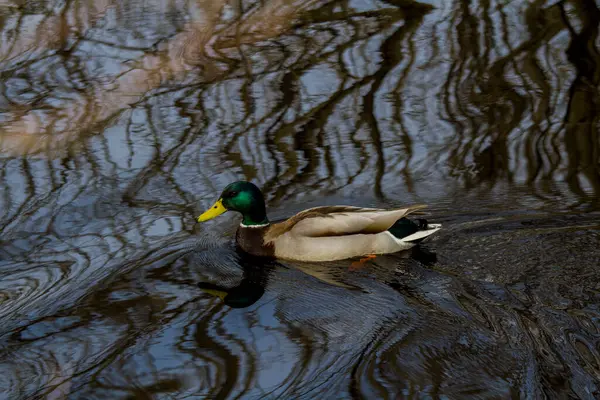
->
(197, 252, 275, 309)
(196, 244, 438, 309)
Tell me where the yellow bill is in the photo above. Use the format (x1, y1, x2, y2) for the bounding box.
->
(197, 199, 227, 222)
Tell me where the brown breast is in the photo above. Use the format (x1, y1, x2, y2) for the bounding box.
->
(236, 225, 275, 257)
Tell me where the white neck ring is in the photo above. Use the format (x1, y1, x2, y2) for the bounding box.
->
(240, 222, 269, 228)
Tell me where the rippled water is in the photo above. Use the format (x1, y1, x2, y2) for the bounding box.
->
(1, 0, 599, 398)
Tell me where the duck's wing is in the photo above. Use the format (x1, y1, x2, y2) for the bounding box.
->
(265, 205, 427, 241)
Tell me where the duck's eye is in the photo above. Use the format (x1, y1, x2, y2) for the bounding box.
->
(229, 191, 238, 197)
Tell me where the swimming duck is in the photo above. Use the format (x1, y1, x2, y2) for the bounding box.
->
(197, 181, 441, 262)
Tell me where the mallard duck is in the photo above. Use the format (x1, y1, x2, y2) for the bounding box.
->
(197, 181, 441, 262)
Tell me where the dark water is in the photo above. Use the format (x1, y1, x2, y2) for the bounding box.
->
(1, 0, 600, 398)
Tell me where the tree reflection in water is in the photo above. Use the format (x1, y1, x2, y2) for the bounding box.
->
(0, 0, 599, 398)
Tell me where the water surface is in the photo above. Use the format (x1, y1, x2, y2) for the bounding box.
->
(1, 0, 599, 398)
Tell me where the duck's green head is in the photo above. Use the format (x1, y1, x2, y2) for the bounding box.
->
(197, 181, 268, 226)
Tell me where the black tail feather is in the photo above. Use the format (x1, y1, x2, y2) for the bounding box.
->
(388, 217, 429, 240)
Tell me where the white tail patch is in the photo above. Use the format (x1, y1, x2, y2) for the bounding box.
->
(401, 223, 442, 242)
